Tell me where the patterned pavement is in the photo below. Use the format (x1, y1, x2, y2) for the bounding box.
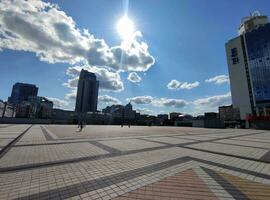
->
(0, 125, 270, 199)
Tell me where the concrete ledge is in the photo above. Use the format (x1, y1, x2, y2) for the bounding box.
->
(0, 118, 51, 124)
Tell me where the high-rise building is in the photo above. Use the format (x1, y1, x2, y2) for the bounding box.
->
(226, 11, 270, 120)
(8, 83, 38, 106)
(75, 69, 99, 113)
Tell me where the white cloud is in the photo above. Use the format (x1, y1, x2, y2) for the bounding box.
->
(0, 0, 88, 64)
(63, 77, 79, 89)
(0, 0, 156, 102)
(65, 90, 77, 100)
(155, 98, 187, 108)
(104, 31, 155, 72)
(98, 95, 121, 105)
(193, 92, 231, 111)
(127, 72, 142, 83)
(136, 108, 154, 115)
(167, 80, 180, 89)
(65, 65, 124, 92)
(205, 75, 229, 85)
(0, 0, 155, 72)
(46, 97, 68, 109)
(128, 96, 188, 108)
(128, 96, 153, 104)
(128, 93, 231, 113)
(167, 80, 200, 90)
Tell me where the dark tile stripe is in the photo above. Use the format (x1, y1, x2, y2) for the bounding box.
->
(40, 126, 54, 141)
(213, 141, 270, 150)
(142, 131, 266, 147)
(0, 125, 32, 159)
(180, 131, 266, 146)
(230, 137, 270, 144)
(12, 155, 270, 200)
(243, 136, 270, 141)
(170, 135, 201, 141)
(140, 132, 264, 147)
(202, 167, 251, 200)
(14, 140, 94, 147)
(193, 157, 270, 180)
(260, 151, 270, 162)
(13, 129, 265, 147)
(139, 138, 171, 145)
(14, 156, 191, 200)
(0, 153, 110, 173)
(0, 144, 173, 173)
(88, 141, 122, 154)
(14, 134, 179, 147)
(139, 134, 270, 164)
(182, 146, 270, 164)
(42, 125, 265, 142)
(4, 131, 270, 172)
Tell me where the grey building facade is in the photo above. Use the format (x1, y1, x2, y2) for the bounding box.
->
(226, 12, 270, 120)
(75, 69, 99, 113)
(8, 83, 38, 106)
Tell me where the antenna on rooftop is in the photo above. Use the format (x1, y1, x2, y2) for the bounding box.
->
(252, 11, 261, 17)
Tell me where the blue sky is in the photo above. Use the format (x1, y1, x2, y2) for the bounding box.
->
(0, 0, 269, 115)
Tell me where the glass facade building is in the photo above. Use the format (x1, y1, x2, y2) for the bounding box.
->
(8, 83, 38, 106)
(245, 23, 270, 105)
(75, 69, 99, 113)
(226, 13, 270, 120)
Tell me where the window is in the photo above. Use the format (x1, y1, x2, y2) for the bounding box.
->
(232, 58, 239, 64)
(231, 48, 238, 57)
(231, 48, 239, 64)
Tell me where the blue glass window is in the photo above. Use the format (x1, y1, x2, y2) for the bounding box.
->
(245, 23, 270, 104)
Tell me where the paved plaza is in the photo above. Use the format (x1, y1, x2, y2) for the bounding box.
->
(0, 125, 270, 199)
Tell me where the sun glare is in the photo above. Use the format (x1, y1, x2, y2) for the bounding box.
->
(117, 16, 134, 40)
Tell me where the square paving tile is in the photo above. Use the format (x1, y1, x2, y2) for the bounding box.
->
(99, 138, 165, 151)
(0, 125, 270, 200)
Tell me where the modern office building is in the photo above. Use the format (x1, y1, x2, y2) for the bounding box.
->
(102, 103, 136, 118)
(75, 69, 99, 113)
(226, 11, 270, 120)
(16, 96, 53, 119)
(8, 83, 38, 106)
(219, 105, 240, 121)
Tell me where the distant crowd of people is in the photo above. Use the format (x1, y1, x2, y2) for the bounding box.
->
(77, 120, 134, 132)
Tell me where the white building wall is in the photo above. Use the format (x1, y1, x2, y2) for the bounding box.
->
(226, 37, 253, 120)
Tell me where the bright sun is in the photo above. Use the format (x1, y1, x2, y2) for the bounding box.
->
(117, 16, 134, 40)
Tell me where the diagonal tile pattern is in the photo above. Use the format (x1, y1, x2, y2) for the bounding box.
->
(260, 151, 270, 162)
(218, 171, 270, 200)
(0, 125, 270, 199)
(113, 169, 219, 200)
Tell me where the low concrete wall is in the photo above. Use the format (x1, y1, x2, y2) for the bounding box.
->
(192, 120, 204, 128)
(192, 120, 225, 128)
(204, 119, 225, 128)
(174, 121, 192, 127)
(0, 118, 52, 124)
(250, 120, 270, 130)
